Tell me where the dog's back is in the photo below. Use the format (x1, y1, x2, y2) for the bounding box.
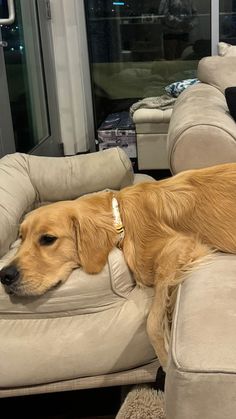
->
(118, 163, 236, 253)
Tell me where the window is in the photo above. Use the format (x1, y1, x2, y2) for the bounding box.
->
(85, 0, 211, 128)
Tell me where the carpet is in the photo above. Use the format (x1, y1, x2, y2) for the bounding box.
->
(115, 385, 166, 419)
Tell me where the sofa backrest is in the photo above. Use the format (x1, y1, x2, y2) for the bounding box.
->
(0, 148, 134, 258)
(197, 56, 236, 94)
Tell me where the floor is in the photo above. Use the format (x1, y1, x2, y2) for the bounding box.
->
(2, 386, 122, 419)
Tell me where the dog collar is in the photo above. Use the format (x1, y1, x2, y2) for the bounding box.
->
(112, 196, 125, 248)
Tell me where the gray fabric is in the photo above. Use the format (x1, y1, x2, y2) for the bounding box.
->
(130, 95, 176, 116)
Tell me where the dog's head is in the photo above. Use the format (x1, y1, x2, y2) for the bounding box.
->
(0, 193, 117, 297)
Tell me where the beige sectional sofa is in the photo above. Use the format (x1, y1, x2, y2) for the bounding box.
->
(168, 55, 236, 174)
(165, 55, 236, 419)
(0, 148, 159, 397)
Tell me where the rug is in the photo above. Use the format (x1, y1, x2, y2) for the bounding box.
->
(116, 385, 166, 419)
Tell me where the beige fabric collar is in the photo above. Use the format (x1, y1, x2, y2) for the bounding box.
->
(112, 196, 125, 248)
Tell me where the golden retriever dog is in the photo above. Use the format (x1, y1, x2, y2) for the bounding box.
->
(1, 162, 236, 367)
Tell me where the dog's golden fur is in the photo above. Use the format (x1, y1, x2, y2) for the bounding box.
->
(3, 162, 236, 366)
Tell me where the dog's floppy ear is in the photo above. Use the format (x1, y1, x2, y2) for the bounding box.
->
(71, 200, 117, 274)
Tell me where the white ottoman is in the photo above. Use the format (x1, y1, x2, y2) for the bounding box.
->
(133, 108, 172, 170)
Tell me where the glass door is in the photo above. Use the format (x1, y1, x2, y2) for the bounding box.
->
(219, 0, 236, 44)
(85, 0, 212, 129)
(0, 0, 62, 157)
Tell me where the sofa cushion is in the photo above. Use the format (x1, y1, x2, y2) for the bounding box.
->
(167, 82, 236, 173)
(197, 56, 236, 94)
(0, 249, 155, 388)
(0, 148, 134, 258)
(133, 108, 172, 134)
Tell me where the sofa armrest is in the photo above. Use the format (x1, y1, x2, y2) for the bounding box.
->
(165, 253, 236, 419)
(167, 83, 236, 174)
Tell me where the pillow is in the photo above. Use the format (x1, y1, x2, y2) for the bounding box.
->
(165, 78, 200, 98)
(225, 87, 236, 122)
(218, 42, 236, 56)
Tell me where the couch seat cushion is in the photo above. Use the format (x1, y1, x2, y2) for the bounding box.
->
(133, 109, 172, 134)
(0, 248, 155, 388)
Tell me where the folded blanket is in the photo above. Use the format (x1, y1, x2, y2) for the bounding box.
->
(130, 94, 176, 116)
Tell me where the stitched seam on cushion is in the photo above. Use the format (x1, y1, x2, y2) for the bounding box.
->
(171, 282, 236, 375)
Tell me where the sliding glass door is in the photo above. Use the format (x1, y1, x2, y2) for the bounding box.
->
(0, 0, 62, 157)
(85, 0, 211, 128)
(219, 0, 236, 44)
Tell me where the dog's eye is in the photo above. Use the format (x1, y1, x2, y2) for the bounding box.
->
(39, 235, 58, 246)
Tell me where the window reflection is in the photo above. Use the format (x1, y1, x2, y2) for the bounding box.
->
(85, 1, 211, 127)
(220, 0, 236, 44)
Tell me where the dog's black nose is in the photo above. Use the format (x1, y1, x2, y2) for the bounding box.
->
(0, 265, 20, 286)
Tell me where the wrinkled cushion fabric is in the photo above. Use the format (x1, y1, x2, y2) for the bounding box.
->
(0, 249, 155, 387)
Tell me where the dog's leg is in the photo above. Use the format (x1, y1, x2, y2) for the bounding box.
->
(147, 232, 212, 369)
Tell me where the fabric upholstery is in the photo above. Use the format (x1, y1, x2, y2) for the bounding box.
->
(197, 56, 236, 94)
(133, 109, 172, 132)
(0, 248, 155, 388)
(166, 54, 236, 418)
(167, 56, 236, 173)
(133, 108, 171, 170)
(0, 148, 158, 394)
(0, 360, 159, 398)
(166, 253, 236, 419)
(0, 148, 133, 258)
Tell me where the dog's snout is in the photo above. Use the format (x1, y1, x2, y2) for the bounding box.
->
(0, 265, 20, 286)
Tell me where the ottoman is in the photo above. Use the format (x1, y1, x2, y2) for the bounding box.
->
(133, 108, 172, 170)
